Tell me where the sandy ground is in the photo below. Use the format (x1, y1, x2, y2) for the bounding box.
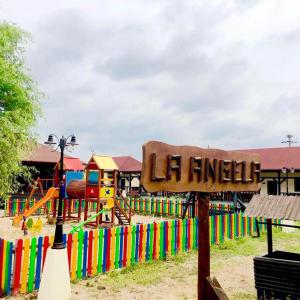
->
(0, 211, 166, 241)
(3, 250, 255, 300)
(3, 222, 300, 300)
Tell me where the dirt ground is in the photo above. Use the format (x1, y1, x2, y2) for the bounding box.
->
(5, 228, 300, 300)
(2, 211, 299, 300)
(0, 212, 166, 241)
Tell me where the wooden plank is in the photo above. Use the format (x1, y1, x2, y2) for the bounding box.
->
(13, 239, 23, 295)
(21, 239, 30, 293)
(71, 233, 78, 281)
(123, 226, 128, 267)
(98, 229, 104, 273)
(3, 241, 9, 293)
(149, 223, 154, 261)
(159, 222, 164, 258)
(6, 242, 13, 296)
(77, 231, 84, 279)
(146, 224, 150, 261)
(127, 226, 132, 266)
(197, 193, 210, 300)
(153, 222, 157, 259)
(67, 233, 73, 272)
(130, 225, 136, 265)
(28, 237, 37, 293)
(114, 227, 120, 269)
(92, 230, 98, 276)
(110, 228, 115, 270)
(35, 237, 43, 290)
(0, 239, 4, 293)
(83, 231, 88, 278)
(105, 228, 111, 271)
(141, 141, 261, 192)
(139, 224, 143, 261)
(135, 225, 139, 263)
(168, 221, 172, 255)
(119, 227, 124, 269)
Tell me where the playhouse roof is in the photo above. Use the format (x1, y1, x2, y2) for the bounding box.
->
(113, 156, 142, 172)
(90, 155, 119, 170)
(244, 194, 300, 221)
(236, 146, 300, 170)
(56, 157, 84, 171)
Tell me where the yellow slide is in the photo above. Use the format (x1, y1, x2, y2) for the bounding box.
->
(13, 187, 59, 227)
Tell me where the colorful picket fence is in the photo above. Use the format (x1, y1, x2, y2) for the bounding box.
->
(5, 198, 92, 217)
(4, 197, 234, 218)
(119, 198, 234, 217)
(0, 213, 273, 296)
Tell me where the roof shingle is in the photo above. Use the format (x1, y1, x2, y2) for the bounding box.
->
(237, 147, 300, 170)
(244, 194, 300, 221)
(113, 156, 142, 172)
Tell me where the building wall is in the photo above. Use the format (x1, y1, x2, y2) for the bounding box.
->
(261, 170, 300, 195)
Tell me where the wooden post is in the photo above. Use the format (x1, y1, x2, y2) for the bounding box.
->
(277, 171, 281, 195)
(129, 173, 132, 196)
(197, 192, 210, 300)
(255, 218, 260, 238)
(267, 218, 273, 255)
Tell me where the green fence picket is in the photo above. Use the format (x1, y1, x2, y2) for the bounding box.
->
(77, 230, 84, 279)
(28, 237, 37, 292)
(98, 229, 104, 273)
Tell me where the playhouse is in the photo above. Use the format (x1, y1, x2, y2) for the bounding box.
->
(84, 155, 119, 227)
(12, 154, 132, 231)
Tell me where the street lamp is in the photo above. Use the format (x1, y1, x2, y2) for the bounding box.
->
(281, 167, 295, 195)
(44, 134, 78, 249)
(38, 134, 78, 300)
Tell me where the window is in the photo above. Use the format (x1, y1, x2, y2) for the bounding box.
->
(88, 170, 99, 185)
(294, 178, 300, 192)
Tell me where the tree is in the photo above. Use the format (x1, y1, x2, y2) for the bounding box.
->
(0, 22, 42, 197)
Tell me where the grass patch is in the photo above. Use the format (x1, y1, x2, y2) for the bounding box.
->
(91, 250, 198, 290)
(231, 292, 256, 300)
(72, 226, 300, 300)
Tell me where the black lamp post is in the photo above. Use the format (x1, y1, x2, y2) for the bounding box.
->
(45, 134, 78, 249)
(281, 167, 295, 195)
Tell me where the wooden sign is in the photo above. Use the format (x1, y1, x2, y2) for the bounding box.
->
(141, 141, 261, 193)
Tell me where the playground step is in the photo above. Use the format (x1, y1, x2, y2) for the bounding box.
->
(114, 207, 130, 225)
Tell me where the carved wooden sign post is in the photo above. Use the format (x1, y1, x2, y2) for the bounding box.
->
(141, 141, 261, 300)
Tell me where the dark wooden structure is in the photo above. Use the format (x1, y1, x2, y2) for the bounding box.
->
(245, 195, 300, 300)
(254, 251, 300, 299)
(113, 156, 142, 196)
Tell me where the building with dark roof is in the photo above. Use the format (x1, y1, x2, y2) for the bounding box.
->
(21, 143, 79, 192)
(237, 146, 300, 196)
(113, 156, 142, 195)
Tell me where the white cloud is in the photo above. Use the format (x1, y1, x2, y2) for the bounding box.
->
(1, 0, 300, 161)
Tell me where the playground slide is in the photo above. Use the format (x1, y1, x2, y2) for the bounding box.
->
(69, 198, 114, 234)
(13, 187, 59, 226)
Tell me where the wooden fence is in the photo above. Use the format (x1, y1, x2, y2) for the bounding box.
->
(0, 213, 272, 297)
(119, 197, 234, 217)
(5, 197, 234, 218)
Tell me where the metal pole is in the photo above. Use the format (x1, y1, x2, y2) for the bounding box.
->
(267, 219, 273, 255)
(286, 171, 289, 195)
(277, 171, 281, 195)
(52, 137, 65, 249)
(197, 192, 210, 300)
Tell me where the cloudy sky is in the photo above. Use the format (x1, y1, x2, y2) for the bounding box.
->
(1, 0, 300, 160)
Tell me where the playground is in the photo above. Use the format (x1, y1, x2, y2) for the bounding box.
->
(0, 143, 297, 300)
(0, 146, 269, 299)
(0, 214, 164, 240)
